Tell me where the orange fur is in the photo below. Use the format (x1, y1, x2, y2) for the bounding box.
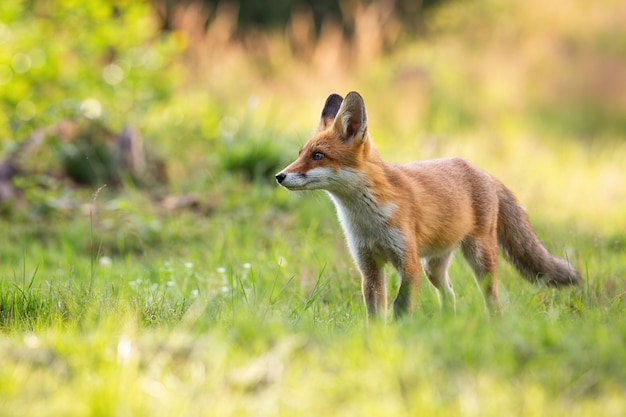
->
(276, 92, 580, 320)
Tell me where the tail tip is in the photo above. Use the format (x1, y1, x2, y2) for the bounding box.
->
(546, 264, 582, 287)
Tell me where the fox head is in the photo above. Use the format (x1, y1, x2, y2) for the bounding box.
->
(275, 91, 374, 193)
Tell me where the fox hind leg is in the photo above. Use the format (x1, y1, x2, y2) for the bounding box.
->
(461, 235, 501, 314)
(422, 252, 457, 312)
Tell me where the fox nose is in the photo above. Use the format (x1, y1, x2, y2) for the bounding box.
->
(275, 172, 286, 184)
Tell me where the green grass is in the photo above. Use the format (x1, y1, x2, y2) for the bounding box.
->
(1, 95, 624, 416)
(1, 158, 625, 416)
(2, 1, 626, 415)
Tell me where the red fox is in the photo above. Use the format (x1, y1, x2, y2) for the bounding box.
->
(275, 91, 580, 319)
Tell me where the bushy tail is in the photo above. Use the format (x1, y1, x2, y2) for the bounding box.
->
(496, 183, 581, 286)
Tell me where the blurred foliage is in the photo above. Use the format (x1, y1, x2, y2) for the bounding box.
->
(59, 123, 119, 185)
(0, 0, 184, 141)
(3, 0, 625, 143)
(156, 0, 446, 35)
(0, 0, 187, 218)
(219, 134, 288, 183)
(1, 0, 625, 226)
(424, 0, 626, 139)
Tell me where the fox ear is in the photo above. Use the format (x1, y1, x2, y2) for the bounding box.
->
(318, 93, 343, 131)
(334, 91, 367, 142)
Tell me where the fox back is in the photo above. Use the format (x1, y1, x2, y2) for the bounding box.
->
(276, 91, 580, 320)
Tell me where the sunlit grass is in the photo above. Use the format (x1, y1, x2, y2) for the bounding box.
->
(1, 161, 624, 416)
(1, 276, 625, 417)
(2, 0, 626, 416)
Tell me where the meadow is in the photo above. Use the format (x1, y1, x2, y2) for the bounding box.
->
(1, 0, 626, 416)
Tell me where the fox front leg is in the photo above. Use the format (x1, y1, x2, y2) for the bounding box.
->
(355, 250, 387, 321)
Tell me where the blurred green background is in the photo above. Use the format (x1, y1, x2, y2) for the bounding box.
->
(1, 0, 625, 321)
(2, 2, 626, 417)
(1, 0, 625, 302)
(2, 0, 625, 205)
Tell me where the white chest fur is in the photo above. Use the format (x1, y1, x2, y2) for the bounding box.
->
(325, 174, 405, 265)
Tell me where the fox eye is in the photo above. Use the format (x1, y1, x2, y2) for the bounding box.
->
(311, 151, 325, 161)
